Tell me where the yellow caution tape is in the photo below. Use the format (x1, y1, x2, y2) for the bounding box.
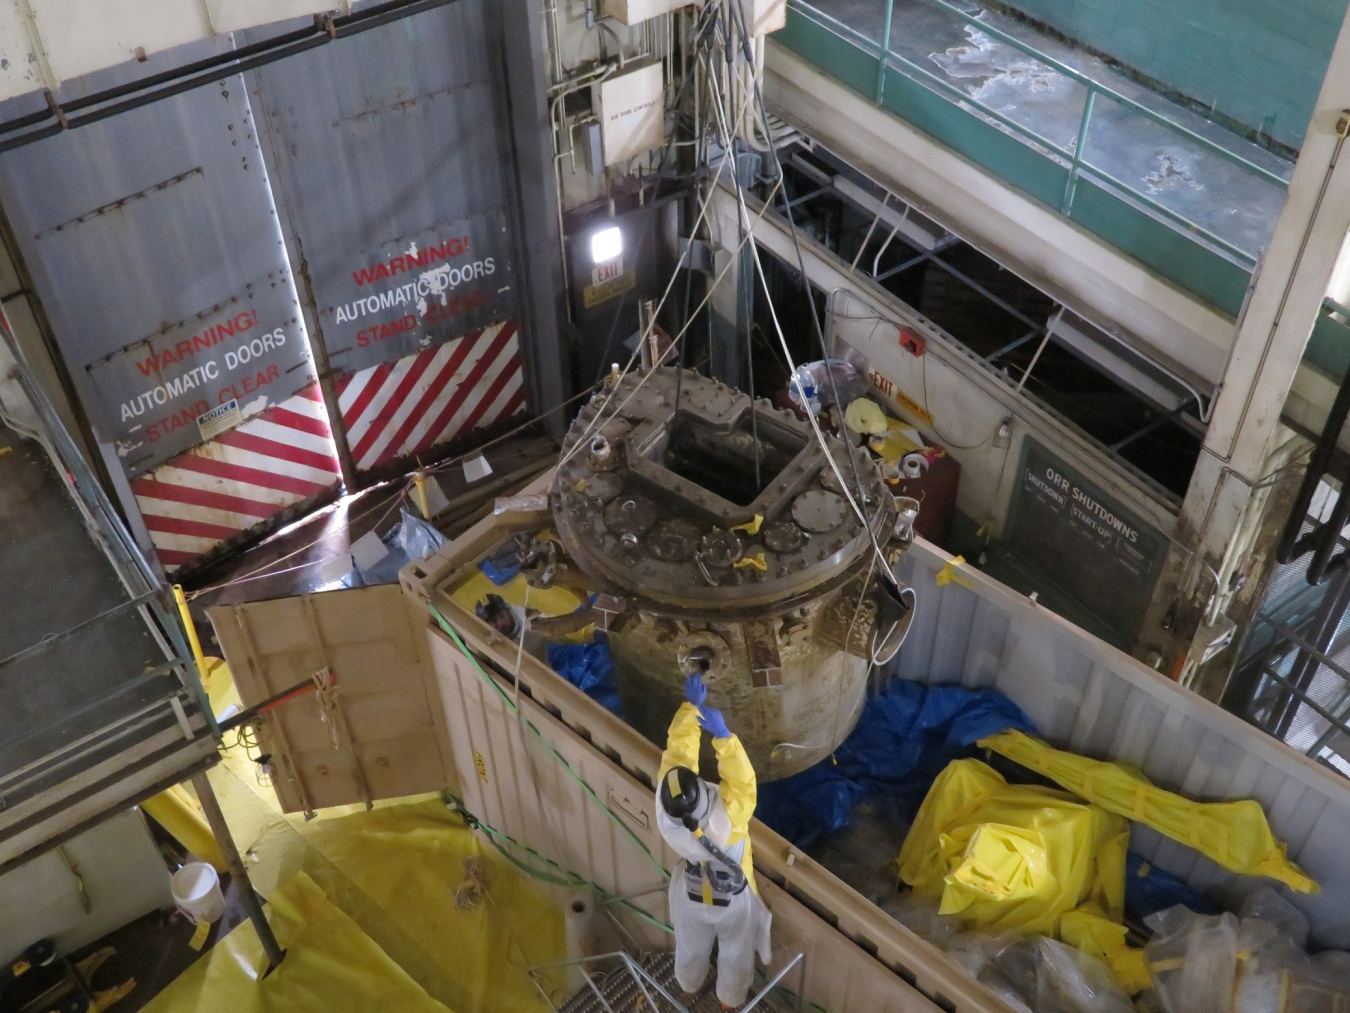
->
(733, 552, 768, 571)
(188, 920, 211, 951)
(731, 514, 764, 535)
(935, 555, 978, 590)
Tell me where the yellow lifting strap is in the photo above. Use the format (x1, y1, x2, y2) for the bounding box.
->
(979, 730, 1319, 894)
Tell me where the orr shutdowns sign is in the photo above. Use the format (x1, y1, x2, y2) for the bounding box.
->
(1004, 438, 1167, 642)
(87, 270, 314, 477)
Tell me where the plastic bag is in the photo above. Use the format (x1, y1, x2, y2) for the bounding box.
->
(398, 507, 446, 562)
(1238, 885, 1309, 950)
(787, 358, 869, 412)
(980, 731, 1318, 894)
(756, 679, 1033, 850)
(1143, 906, 1238, 1013)
(1035, 938, 1135, 1013)
(898, 759, 1129, 937)
(545, 641, 623, 716)
(882, 892, 963, 950)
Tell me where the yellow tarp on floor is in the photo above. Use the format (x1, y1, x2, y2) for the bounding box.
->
(170, 722, 565, 1013)
(143, 871, 456, 1013)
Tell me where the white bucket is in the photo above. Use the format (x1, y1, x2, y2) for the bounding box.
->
(171, 861, 225, 924)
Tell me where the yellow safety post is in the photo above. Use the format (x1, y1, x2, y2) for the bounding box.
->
(152, 585, 230, 872)
(172, 584, 210, 685)
(142, 786, 228, 873)
(412, 470, 432, 520)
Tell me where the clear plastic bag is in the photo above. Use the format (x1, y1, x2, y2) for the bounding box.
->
(1143, 906, 1239, 1013)
(882, 892, 962, 950)
(1035, 938, 1135, 1013)
(398, 506, 446, 561)
(1238, 886, 1309, 950)
(994, 938, 1042, 1004)
(787, 359, 869, 411)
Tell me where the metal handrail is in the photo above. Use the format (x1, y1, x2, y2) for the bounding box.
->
(785, 0, 1289, 264)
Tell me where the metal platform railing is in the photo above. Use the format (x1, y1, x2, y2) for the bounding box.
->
(531, 951, 806, 1013)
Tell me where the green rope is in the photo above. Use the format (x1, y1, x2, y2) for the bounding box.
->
(445, 792, 675, 935)
(427, 601, 668, 879)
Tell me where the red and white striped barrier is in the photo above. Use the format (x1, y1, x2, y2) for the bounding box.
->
(337, 318, 525, 473)
(131, 384, 342, 571)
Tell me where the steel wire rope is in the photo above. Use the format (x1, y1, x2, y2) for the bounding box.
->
(705, 57, 896, 584)
(553, 54, 773, 473)
(555, 168, 785, 475)
(723, 1, 872, 516)
(553, 18, 773, 469)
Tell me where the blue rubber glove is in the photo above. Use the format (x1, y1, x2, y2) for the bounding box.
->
(685, 673, 708, 707)
(698, 705, 730, 739)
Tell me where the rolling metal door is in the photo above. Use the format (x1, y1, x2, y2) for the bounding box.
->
(0, 44, 338, 572)
(247, 1, 525, 474)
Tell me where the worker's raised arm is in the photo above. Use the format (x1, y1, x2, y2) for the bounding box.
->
(711, 731, 756, 844)
(658, 700, 704, 782)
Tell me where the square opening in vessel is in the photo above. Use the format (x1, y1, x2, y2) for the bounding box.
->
(658, 411, 803, 507)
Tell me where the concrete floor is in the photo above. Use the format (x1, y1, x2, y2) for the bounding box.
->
(0, 425, 172, 782)
(811, 0, 1293, 258)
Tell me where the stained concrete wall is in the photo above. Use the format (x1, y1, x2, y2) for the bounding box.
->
(1003, 0, 1349, 150)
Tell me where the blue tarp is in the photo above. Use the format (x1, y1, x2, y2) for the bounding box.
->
(1124, 851, 1220, 921)
(546, 640, 625, 718)
(757, 680, 1036, 849)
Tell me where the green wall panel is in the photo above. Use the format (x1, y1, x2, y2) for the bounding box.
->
(1001, 0, 1348, 150)
(879, 66, 1070, 209)
(1305, 307, 1350, 382)
(778, 10, 1251, 315)
(1067, 179, 1250, 315)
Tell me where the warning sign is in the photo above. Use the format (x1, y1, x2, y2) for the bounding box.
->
(1004, 439, 1166, 641)
(197, 399, 242, 441)
(85, 270, 314, 476)
(319, 210, 515, 376)
(584, 268, 637, 308)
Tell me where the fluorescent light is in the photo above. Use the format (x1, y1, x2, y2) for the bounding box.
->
(591, 226, 622, 264)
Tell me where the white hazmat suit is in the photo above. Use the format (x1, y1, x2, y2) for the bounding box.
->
(656, 702, 772, 1007)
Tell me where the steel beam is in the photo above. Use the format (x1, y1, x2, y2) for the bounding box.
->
(1138, 15, 1350, 694)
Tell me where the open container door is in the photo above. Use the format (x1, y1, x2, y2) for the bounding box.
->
(208, 584, 456, 815)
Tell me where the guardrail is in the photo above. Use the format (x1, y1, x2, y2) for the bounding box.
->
(790, 0, 1289, 270)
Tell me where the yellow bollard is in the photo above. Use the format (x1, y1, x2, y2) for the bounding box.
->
(412, 470, 432, 520)
(142, 785, 229, 873)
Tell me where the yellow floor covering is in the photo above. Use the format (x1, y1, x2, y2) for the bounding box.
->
(146, 725, 567, 1013)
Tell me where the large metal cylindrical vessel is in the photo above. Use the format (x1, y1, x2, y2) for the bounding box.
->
(551, 367, 914, 780)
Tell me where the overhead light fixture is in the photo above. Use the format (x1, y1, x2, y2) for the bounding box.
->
(591, 226, 623, 264)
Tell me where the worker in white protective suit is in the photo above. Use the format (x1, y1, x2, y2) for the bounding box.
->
(656, 671, 772, 1008)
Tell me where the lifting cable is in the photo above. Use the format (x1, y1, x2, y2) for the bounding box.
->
(703, 54, 896, 586)
(426, 601, 669, 880)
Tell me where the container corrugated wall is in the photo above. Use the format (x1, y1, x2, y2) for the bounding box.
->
(429, 631, 954, 1013)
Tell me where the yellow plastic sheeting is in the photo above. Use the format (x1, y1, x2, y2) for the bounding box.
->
(898, 759, 1129, 937)
(200, 766, 565, 1013)
(142, 871, 455, 1013)
(898, 758, 1151, 991)
(1059, 908, 1151, 994)
(979, 730, 1319, 894)
(451, 570, 581, 617)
